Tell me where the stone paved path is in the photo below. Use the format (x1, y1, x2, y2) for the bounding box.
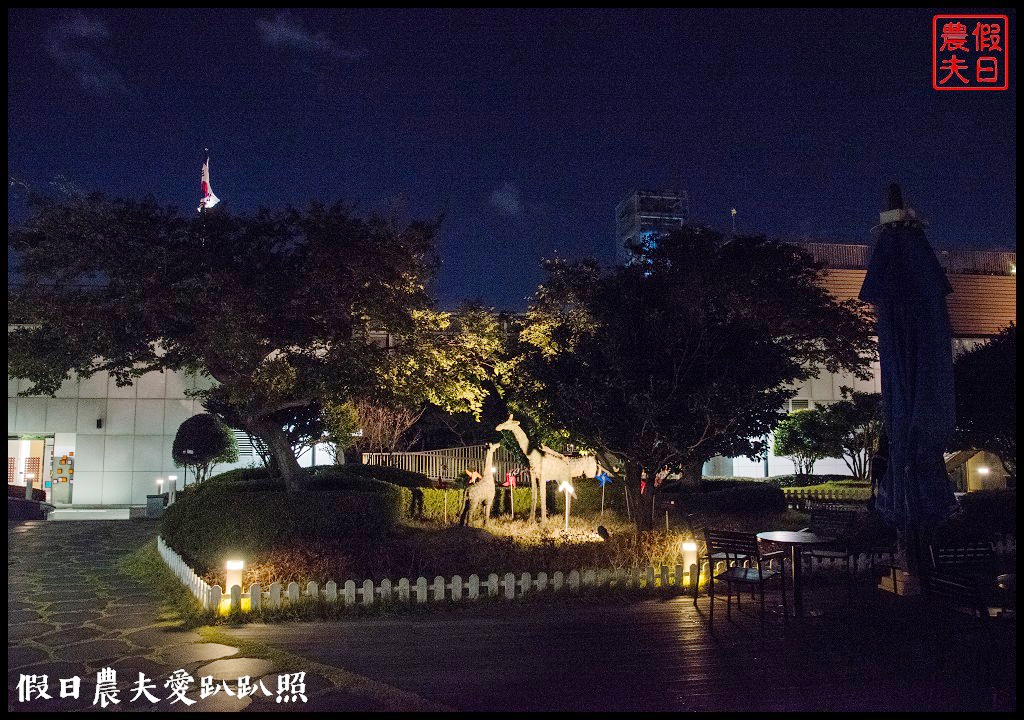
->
(7, 520, 433, 713)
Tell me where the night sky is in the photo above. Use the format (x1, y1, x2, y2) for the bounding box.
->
(7, 8, 1017, 309)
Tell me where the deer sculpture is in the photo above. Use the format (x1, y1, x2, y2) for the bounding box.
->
(459, 442, 500, 527)
(495, 414, 603, 523)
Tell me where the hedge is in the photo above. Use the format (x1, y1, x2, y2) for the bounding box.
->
(330, 464, 436, 489)
(161, 478, 403, 574)
(663, 483, 787, 515)
(7, 484, 47, 502)
(552, 477, 627, 516)
(946, 490, 1016, 539)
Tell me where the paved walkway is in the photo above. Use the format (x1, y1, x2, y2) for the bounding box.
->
(220, 583, 1016, 711)
(7, 520, 435, 713)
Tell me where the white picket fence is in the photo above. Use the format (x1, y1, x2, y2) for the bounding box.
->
(783, 487, 871, 506)
(157, 535, 213, 606)
(157, 535, 1015, 615)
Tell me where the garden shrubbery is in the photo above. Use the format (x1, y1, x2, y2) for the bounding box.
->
(313, 464, 436, 489)
(161, 476, 403, 575)
(664, 481, 787, 515)
(945, 490, 1016, 539)
(767, 474, 857, 488)
(7, 484, 47, 501)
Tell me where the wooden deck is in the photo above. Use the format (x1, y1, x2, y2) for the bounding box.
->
(221, 578, 1016, 711)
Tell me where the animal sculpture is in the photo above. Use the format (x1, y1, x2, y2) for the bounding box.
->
(495, 414, 602, 523)
(459, 442, 499, 527)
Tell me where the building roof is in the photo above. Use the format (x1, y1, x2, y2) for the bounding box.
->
(820, 267, 1016, 338)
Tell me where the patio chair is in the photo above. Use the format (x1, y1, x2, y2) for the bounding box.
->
(802, 502, 862, 602)
(704, 528, 787, 635)
(923, 569, 999, 707)
(688, 513, 751, 607)
(692, 538, 752, 606)
(929, 541, 997, 580)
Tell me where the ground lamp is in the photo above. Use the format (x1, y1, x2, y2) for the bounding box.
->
(225, 559, 245, 592)
(24, 473, 35, 500)
(682, 540, 698, 582)
(558, 480, 576, 531)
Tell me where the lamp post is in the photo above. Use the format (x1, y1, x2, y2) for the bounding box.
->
(558, 480, 576, 532)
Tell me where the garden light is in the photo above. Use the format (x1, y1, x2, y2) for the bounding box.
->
(977, 466, 990, 475)
(682, 540, 698, 579)
(558, 480, 576, 531)
(225, 559, 245, 592)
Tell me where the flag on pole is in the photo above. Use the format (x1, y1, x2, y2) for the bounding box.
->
(197, 150, 219, 212)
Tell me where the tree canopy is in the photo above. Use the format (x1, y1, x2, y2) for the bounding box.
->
(8, 195, 500, 490)
(512, 227, 876, 526)
(171, 413, 239, 484)
(952, 324, 1016, 475)
(773, 409, 831, 477)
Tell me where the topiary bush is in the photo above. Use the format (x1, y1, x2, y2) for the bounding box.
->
(7, 484, 47, 501)
(161, 478, 403, 574)
(314, 464, 435, 488)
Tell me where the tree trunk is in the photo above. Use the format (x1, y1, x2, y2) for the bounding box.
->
(247, 418, 308, 492)
(626, 459, 654, 531)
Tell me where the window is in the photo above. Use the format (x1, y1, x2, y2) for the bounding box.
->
(787, 399, 811, 412)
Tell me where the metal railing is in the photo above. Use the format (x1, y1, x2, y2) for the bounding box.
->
(362, 444, 527, 482)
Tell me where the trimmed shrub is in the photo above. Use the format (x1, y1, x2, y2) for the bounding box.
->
(315, 464, 435, 489)
(160, 479, 402, 574)
(766, 474, 855, 488)
(946, 490, 1016, 539)
(669, 483, 787, 515)
(553, 477, 627, 516)
(172, 413, 239, 483)
(7, 484, 47, 501)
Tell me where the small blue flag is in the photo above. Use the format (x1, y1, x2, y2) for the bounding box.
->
(596, 472, 612, 487)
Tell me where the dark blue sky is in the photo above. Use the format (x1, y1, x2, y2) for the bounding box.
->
(8, 8, 1016, 309)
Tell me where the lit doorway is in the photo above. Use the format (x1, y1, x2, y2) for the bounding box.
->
(8, 436, 49, 500)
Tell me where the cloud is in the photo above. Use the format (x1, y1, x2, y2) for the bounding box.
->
(256, 11, 366, 60)
(490, 183, 524, 219)
(46, 12, 127, 96)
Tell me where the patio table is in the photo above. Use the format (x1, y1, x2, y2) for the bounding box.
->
(756, 531, 835, 617)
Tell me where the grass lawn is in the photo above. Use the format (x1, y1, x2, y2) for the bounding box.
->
(191, 507, 810, 590)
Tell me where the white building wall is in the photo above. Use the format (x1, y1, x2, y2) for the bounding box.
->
(7, 369, 258, 506)
(9, 367, 331, 506)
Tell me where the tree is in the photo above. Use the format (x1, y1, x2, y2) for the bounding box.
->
(8, 195, 499, 491)
(321, 399, 360, 464)
(952, 324, 1016, 475)
(351, 400, 425, 455)
(773, 410, 830, 477)
(816, 390, 882, 480)
(171, 413, 239, 484)
(513, 227, 875, 528)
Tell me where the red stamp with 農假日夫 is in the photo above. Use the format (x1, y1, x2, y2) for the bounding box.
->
(933, 15, 1009, 91)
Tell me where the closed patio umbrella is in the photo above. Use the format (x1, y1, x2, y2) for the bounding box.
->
(858, 184, 959, 572)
